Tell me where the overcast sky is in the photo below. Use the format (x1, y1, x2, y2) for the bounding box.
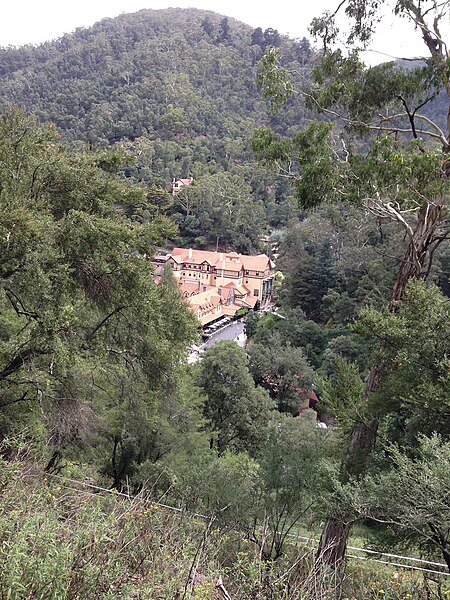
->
(1, 0, 442, 64)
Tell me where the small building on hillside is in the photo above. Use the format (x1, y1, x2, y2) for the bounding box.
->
(170, 177, 193, 195)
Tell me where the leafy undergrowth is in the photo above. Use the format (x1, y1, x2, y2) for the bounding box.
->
(0, 457, 449, 599)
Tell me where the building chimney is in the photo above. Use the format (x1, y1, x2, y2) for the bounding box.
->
(188, 247, 193, 259)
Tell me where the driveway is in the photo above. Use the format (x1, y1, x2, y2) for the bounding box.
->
(202, 321, 245, 348)
(188, 321, 247, 363)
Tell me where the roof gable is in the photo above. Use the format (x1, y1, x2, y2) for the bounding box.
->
(241, 254, 271, 272)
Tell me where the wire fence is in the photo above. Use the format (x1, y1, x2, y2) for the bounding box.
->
(44, 472, 450, 578)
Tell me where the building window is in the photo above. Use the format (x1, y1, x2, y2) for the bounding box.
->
(245, 279, 249, 284)
(254, 289, 259, 297)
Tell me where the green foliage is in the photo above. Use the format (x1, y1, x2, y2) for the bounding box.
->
(354, 434, 450, 567)
(0, 109, 199, 487)
(251, 125, 292, 164)
(0, 9, 313, 201)
(247, 310, 281, 339)
(1, 2, 450, 585)
(99, 365, 208, 492)
(179, 413, 340, 561)
(0, 457, 216, 598)
(255, 414, 339, 559)
(256, 122, 448, 212)
(198, 341, 275, 454)
(253, 2, 450, 225)
(277, 207, 401, 318)
(170, 172, 266, 252)
(321, 334, 371, 376)
(257, 47, 295, 112)
(248, 332, 316, 413)
(355, 280, 450, 446)
(1, 454, 442, 599)
(291, 122, 341, 209)
(285, 242, 339, 320)
(320, 357, 365, 432)
(321, 289, 357, 325)
(310, 52, 435, 126)
(177, 450, 260, 529)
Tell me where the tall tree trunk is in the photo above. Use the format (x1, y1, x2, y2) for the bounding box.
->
(441, 545, 450, 573)
(316, 198, 445, 570)
(391, 200, 444, 304)
(316, 518, 351, 568)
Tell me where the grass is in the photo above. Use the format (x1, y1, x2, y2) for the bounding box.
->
(0, 456, 449, 599)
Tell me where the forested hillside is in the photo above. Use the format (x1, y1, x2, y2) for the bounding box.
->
(0, 8, 314, 251)
(0, 9, 311, 182)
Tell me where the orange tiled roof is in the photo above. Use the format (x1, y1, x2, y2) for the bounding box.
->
(171, 248, 220, 266)
(237, 296, 258, 308)
(236, 284, 251, 295)
(222, 305, 240, 316)
(220, 287, 234, 302)
(171, 248, 273, 273)
(179, 281, 215, 297)
(240, 254, 272, 272)
(220, 259, 242, 273)
(187, 289, 221, 309)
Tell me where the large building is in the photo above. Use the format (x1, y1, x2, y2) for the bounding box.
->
(168, 248, 275, 304)
(154, 248, 275, 326)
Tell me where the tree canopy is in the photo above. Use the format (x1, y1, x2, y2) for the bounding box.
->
(252, 0, 450, 570)
(0, 109, 199, 483)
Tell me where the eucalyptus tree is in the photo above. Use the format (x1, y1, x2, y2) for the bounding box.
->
(341, 281, 450, 570)
(252, 0, 450, 568)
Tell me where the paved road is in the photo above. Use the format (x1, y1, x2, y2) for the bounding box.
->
(188, 321, 247, 363)
(202, 321, 245, 348)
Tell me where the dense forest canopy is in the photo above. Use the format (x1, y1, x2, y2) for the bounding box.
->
(0, 8, 317, 251)
(0, 9, 311, 179)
